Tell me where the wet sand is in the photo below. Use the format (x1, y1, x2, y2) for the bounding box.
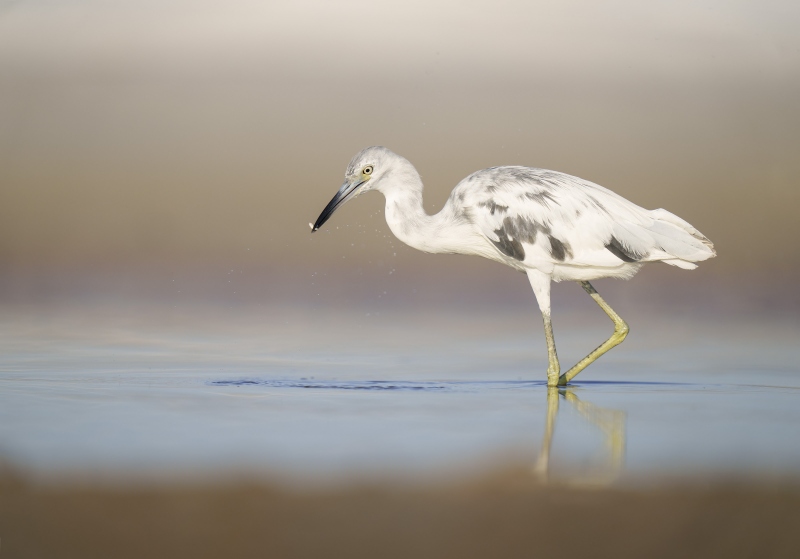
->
(2, 470, 800, 559)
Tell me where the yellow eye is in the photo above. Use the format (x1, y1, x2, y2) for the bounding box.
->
(363, 166, 373, 175)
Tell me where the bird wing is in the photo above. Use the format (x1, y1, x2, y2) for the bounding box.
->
(450, 167, 714, 270)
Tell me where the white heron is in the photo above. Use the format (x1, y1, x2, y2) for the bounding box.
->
(312, 146, 715, 386)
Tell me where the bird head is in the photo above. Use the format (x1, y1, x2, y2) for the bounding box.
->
(311, 146, 393, 232)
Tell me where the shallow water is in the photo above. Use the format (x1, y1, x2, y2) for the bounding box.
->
(1, 303, 799, 487)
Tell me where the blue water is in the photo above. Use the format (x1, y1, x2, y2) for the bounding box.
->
(1, 303, 799, 487)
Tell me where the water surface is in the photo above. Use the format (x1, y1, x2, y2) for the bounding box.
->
(1, 303, 798, 487)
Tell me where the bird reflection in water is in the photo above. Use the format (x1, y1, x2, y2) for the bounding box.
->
(533, 387, 626, 486)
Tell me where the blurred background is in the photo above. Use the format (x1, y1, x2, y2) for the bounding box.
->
(3, 3, 800, 556)
(1, 0, 798, 314)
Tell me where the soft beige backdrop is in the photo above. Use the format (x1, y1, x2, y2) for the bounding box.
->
(1, 0, 798, 309)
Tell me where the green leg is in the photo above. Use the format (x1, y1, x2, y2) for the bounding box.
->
(525, 269, 562, 387)
(558, 281, 629, 386)
(543, 311, 561, 387)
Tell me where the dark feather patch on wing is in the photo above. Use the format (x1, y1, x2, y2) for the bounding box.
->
(477, 200, 509, 215)
(491, 229, 526, 260)
(606, 236, 647, 262)
(519, 190, 558, 205)
(548, 235, 573, 261)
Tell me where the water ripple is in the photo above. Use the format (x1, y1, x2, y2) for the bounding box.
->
(208, 378, 542, 391)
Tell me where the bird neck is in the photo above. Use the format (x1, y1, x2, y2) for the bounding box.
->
(378, 171, 451, 254)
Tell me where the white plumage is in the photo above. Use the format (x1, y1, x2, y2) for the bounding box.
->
(312, 146, 715, 386)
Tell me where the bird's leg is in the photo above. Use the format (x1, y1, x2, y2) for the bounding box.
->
(558, 281, 629, 386)
(542, 311, 561, 387)
(526, 270, 561, 386)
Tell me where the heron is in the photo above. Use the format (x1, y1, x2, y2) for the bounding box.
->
(311, 146, 715, 387)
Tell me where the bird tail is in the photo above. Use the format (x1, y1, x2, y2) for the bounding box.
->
(646, 208, 716, 269)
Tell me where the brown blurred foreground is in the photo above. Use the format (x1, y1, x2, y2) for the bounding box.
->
(2, 471, 799, 559)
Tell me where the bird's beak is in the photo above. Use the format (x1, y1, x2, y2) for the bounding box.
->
(311, 176, 367, 232)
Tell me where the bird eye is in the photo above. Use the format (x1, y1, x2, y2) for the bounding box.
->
(363, 166, 373, 175)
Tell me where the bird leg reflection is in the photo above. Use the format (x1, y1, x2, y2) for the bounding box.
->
(558, 281, 629, 386)
(533, 387, 626, 485)
(532, 387, 560, 478)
